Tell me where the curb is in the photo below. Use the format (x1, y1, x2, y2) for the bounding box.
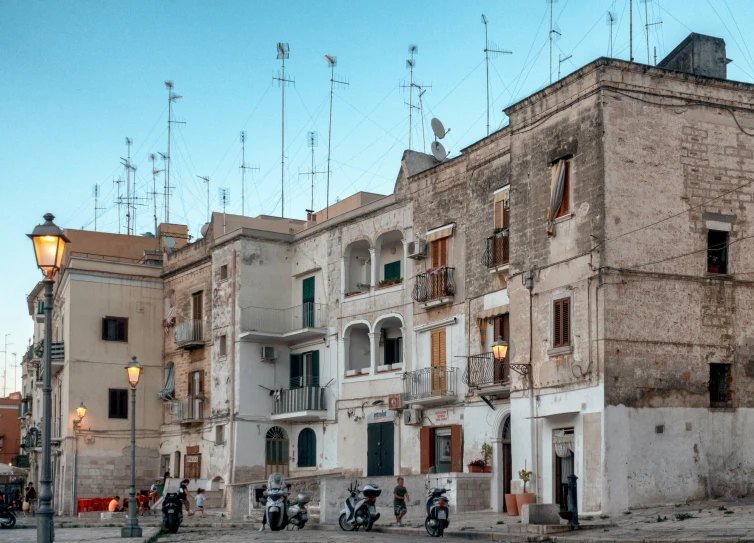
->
(309, 523, 549, 541)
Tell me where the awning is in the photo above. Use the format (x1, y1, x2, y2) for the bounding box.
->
(479, 304, 509, 320)
(525, 411, 579, 419)
(426, 223, 455, 242)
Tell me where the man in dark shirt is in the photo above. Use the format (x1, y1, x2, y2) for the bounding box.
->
(25, 483, 37, 517)
(178, 479, 194, 516)
(393, 477, 409, 526)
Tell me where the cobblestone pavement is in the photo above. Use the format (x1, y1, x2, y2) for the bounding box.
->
(8, 526, 159, 542)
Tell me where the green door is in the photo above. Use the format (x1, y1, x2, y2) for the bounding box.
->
(290, 354, 302, 389)
(302, 277, 315, 327)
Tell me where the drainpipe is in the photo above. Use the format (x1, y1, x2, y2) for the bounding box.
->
(524, 271, 537, 499)
(72, 435, 78, 517)
(228, 248, 237, 487)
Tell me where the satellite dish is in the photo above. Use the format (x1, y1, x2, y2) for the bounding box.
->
(431, 118, 447, 140)
(431, 141, 447, 161)
(164, 236, 176, 253)
(201, 223, 210, 237)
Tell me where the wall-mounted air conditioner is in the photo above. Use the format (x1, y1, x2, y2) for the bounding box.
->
(403, 408, 423, 425)
(407, 240, 427, 260)
(261, 346, 278, 362)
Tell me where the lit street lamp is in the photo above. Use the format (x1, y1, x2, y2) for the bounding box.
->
(28, 213, 70, 543)
(122, 356, 143, 538)
(492, 336, 509, 361)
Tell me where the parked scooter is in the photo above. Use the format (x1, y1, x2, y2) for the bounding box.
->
(286, 492, 311, 530)
(338, 480, 381, 532)
(424, 481, 451, 537)
(0, 501, 17, 529)
(161, 492, 183, 534)
(259, 473, 291, 531)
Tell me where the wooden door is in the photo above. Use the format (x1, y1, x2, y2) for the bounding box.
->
(265, 427, 289, 477)
(430, 328, 447, 395)
(184, 454, 201, 479)
(192, 291, 203, 321)
(367, 422, 394, 477)
(430, 237, 448, 298)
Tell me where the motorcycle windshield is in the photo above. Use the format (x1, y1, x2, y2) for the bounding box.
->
(267, 472, 287, 491)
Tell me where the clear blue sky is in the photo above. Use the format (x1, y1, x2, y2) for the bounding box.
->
(2, 0, 753, 394)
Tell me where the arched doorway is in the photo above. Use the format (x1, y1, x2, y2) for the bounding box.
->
(297, 428, 316, 468)
(265, 427, 289, 477)
(491, 411, 512, 513)
(502, 416, 512, 511)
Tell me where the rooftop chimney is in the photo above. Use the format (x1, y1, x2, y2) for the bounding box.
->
(657, 33, 731, 80)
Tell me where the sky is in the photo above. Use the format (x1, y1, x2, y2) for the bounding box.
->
(2, 0, 754, 395)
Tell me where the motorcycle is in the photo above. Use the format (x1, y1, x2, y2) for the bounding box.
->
(338, 480, 381, 532)
(0, 502, 17, 529)
(424, 482, 451, 537)
(161, 492, 183, 534)
(286, 492, 311, 530)
(260, 472, 291, 531)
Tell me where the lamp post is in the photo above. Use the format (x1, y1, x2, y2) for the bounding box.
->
(122, 356, 143, 538)
(28, 213, 70, 543)
(492, 336, 509, 362)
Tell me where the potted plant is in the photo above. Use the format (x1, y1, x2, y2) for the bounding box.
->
(481, 442, 492, 473)
(467, 459, 486, 473)
(515, 462, 535, 514)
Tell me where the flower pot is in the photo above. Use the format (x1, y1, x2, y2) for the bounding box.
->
(515, 492, 535, 514)
(467, 464, 483, 473)
(483, 466, 491, 473)
(504, 494, 519, 515)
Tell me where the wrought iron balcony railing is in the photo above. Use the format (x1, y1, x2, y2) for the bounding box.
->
(411, 267, 456, 303)
(462, 352, 509, 389)
(273, 385, 326, 415)
(482, 231, 509, 269)
(169, 395, 204, 423)
(241, 302, 327, 334)
(50, 342, 64, 361)
(402, 367, 457, 402)
(174, 320, 206, 347)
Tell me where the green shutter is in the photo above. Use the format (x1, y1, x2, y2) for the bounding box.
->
(302, 277, 315, 303)
(297, 429, 316, 468)
(311, 350, 320, 387)
(384, 261, 401, 281)
(290, 354, 302, 389)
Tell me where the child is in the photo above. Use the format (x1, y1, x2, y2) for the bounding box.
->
(393, 477, 409, 527)
(195, 488, 206, 518)
(178, 479, 194, 516)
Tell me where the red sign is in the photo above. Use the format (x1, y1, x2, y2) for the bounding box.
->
(436, 410, 448, 422)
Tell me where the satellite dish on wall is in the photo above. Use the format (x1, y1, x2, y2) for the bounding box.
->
(431, 141, 447, 161)
(164, 236, 176, 254)
(431, 118, 450, 140)
(201, 223, 210, 237)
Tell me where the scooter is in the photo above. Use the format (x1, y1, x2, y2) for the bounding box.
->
(338, 480, 381, 532)
(286, 492, 311, 530)
(0, 501, 17, 529)
(260, 472, 291, 531)
(424, 482, 451, 537)
(161, 492, 183, 534)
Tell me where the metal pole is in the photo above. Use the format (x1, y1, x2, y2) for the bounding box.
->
(484, 19, 490, 136)
(38, 279, 54, 543)
(281, 56, 285, 218)
(326, 63, 334, 220)
(630, 0, 634, 62)
(121, 386, 141, 537)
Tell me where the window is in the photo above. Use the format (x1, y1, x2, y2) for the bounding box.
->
(189, 370, 203, 396)
(384, 261, 401, 281)
(710, 363, 732, 407)
(101, 317, 128, 342)
(493, 315, 510, 382)
(419, 425, 462, 474)
(290, 351, 320, 388)
(220, 264, 228, 280)
(493, 186, 510, 230)
(552, 297, 571, 349)
(216, 424, 225, 445)
(707, 230, 728, 274)
(297, 428, 316, 468)
(37, 300, 44, 315)
(108, 389, 128, 419)
(192, 291, 203, 321)
(384, 337, 403, 365)
(219, 335, 227, 357)
(431, 237, 449, 268)
(553, 159, 571, 218)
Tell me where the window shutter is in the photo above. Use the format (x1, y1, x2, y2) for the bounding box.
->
(431, 238, 448, 267)
(450, 425, 463, 473)
(493, 317, 503, 341)
(302, 277, 315, 304)
(102, 318, 108, 340)
(438, 328, 446, 368)
(494, 200, 504, 230)
(420, 427, 432, 474)
(311, 350, 319, 387)
(108, 389, 115, 418)
(118, 319, 128, 342)
(562, 298, 571, 346)
(290, 354, 302, 389)
(553, 300, 562, 348)
(430, 329, 441, 367)
(503, 193, 510, 228)
(188, 372, 195, 396)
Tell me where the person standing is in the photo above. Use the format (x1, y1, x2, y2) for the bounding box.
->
(24, 483, 37, 517)
(194, 488, 206, 518)
(393, 477, 409, 527)
(178, 479, 194, 516)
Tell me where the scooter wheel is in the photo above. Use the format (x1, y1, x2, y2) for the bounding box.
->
(338, 513, 355, 531)
(425, 517, 441, 537)
(365, 519, 374, 532)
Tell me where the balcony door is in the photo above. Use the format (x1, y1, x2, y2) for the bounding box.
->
(430, 328, 447, 395)
(290, 351, 319, 389)
(302, 277, 315, 327)
(430, 237, 448, 298)
(192, 291, 203, 321)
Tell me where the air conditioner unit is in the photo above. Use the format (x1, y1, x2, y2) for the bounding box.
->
(404, 408, 423, 425)
(261, 346, 278, 362)
(407, 240, 427, 260)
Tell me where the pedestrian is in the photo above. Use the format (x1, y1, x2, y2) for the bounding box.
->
(195, 488, 206, 518)
(24, 483, 37, 517)
(393, 476, 409, 527)
(149, 479, 160, 504)
(108, 496, 123, 512)
(178, 479, 194, 516)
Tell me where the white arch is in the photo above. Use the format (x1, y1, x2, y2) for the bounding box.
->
(343, 237, 373, 258)
(374, 228, 404, 247)
(343, 319, 373, 337)
(372, 313, 405, 332)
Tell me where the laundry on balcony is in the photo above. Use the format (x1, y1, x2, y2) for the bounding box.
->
(157, 363, 175, 401)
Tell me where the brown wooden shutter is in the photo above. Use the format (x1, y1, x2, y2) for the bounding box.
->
(450, 425, 463, 473)
(553, 300, 563, 348)
(430, 329, 440, 367)
(493, 317, 502, 341)
(186, 445, 200, 455)
(420, 426, 432, 474)
(431, 238, 448, 268)
(562, 297, 571, 346)
(494, 200, 504, 230)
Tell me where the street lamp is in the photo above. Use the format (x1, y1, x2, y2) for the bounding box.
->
(73, 402, 87, 432)
(492, 336, 509, 361)
(28, 213, 70, 543)
(122, 356, 143, 538)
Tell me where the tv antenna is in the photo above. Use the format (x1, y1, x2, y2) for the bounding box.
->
(113, 177, 124, 234)
(324, 54, 349, 221)
(558, 53, 572, 80)
(606, 11, 616, 58)
(300, 132, 326, 213)
(400, 45, 421, 151)
(239, 131, 259, 216)
(150, 153, 165, 239)
(273, 42, 295, 218)
(198, 175, 210, 223)
(641, 0, 663, 64)
(430, 118, 450, 162)
(165, 81, 185, 224)
(92, 184, 104, 232)
(547, 0, 561, 84)
(158, 151, 173, 225)
(218, 188, 230, 235)
(120, 137, 138, 235)
(481, 15, 512, 137)
(630, 0, 634, 62)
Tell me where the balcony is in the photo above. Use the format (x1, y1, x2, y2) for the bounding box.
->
(411, 267, 456, 308)
(271, 383, 327, 422)
(482, 230, 509, 273)
(35, 300, 45, 323)
(462, 352, 510, 391)
(240, 303, 327, 344)
(18, 401, 32, 419)
(168, 396, 204, 424)
(38, 342, 65, 377)
(402, 367, 457, 406)
(174, 320, 207, 349)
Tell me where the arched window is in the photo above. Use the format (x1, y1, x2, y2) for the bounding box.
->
(265, 427, 289, 476)
(297, 429, 316, 468)
(502, 415, 511, 442)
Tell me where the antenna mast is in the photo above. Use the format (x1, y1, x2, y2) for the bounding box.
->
(404, 45, 418, 150)
(218, 188, 230, 235)
(607, 11, 615, 58)
(481, 14, 512, 136)
(114, 177, 124, 234)
(558, 53, 572, 80)
(548, 0, 561, 84)
(300, 132, 326, 214)
(165, 81, 184, 224)
(324, 54, 349, 221)
(120, 138, 135, 235)
(93, 184, 104, 231)
(273, 43, 294, 218)
(239, 131, 259, 216)
(150, 154, 164, 238)
(642, 0, 663, 64)
(198, 175, 210, 224)
(630, 0, 634, 62)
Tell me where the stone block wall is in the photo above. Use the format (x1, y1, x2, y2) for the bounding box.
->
(75, 446, 160, 500)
